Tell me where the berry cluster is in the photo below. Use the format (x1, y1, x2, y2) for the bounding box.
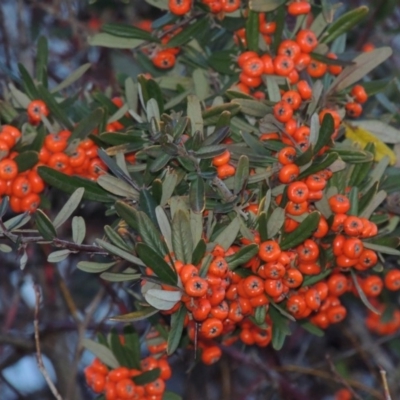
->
(85, 331, 171, 400)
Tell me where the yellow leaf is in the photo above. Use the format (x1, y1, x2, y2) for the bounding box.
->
(344, 123, 396, 165)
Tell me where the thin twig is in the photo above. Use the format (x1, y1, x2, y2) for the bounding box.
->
(34, 284, 63, 400)
(277, 364, 383, 399)
(326, 354, 364, 400)
(380, 367, 392, 400)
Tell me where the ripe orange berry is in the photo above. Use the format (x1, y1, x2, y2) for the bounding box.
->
(287, 1, 311, 16)
(201, 345, 222, 365)
(278, 163, 300, 183)
(295, 29, 318, 53)
(200, 317, 223, 339)
(328, 194, 350, 214)
(0, 159, 18, 181)
(212, 150, 230, 167)
(27, 99, 49, 124)
(384, 269, 400, 291)
(169, 0, 192, 15)
(152, 50, 176, 69)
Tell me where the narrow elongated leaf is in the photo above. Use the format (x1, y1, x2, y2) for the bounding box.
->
(102, 23, 156, 41)
(77, 261, 116, 273)
(363, 242, 400, 256)
(167, 305, 186, 355)
(172, 210, 193, 264)
(36, 36, 48, 85)
(280, 212, 321, 250)
(88, 33, 144, 49)
(269, 305, 291, 351)
(51, 63, 91, 93)
(245, 10, 259, 52)
(315, 113, 334, 155)
(155, 206, 173, 253)
(35, 209, 56, 241)
(249, 0, 285, 11)
(167, 18, 208, 48)
(234, 155, 249, 195)
(136, 243, 178, 285)
(329, 47, 393, 93)
(69, 108, 103, 143)
(14, 151, 39, 173)
(38, 167, 113, 203)
(53, 187, 85, 229)
(37, 84, 73, 130)
(322, 6, 369, 44)
(72, 216, 86, 244)
(132, 369, 161, 386)
(189, 176, 205, 214)
(226, 244, 259, 270)
(100, 272, 141, 282)
(214, 217, 240, 251)
(47, 249, 71, 263)
(267, 207, 285, 239)
(18, 64, 39, 99)
(109, 307, 158, 322)
(82, 338, 119, 369)
(97, 174, 140, 198)
(96, 239, 145, 266)
(350, 270, 381, 315)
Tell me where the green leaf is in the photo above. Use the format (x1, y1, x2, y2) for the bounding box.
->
(35, 209, 56, 241)
(249, 0, 285, 12)
(97, 174, 140, 198)
(37, 84, 74, 130)
(315, 113, 334, 155)
(18, 63, 39, 99)
(96, 239, 145, 266)
(122, 326, 141, 369)
(214, 217, 240, 251)
(167, 18, 208, 48)
(302, 269, 332, 287)
(167, 305, 186, 355)
(257, 212, 268, 242)
(329, 47, 393, 93)
(298, 321, 325, 337)
(348, 187, 359, 216)
(136, 243, 178, 286)
(163, 392, 182, 400)
(72, 216, 85, 244)
(102, 23, 157, 42)
(47, 249, 71, 263)
(51, 63, 91, 93)
(109, 329, 134, 368)
(350, 269, 381, 315)
(68, 108, 104, 143)
(226, 244, 259, 270)
(208, 50, 237, 75)
(231, 99, 270, 117)
(104, 225, 133, 252)
(53, 187, 85, 229)
(297, 152, 339, 180)
(36, 36, 48, 85)
(192, 239, 207, 266)
(100, 271, 141, 282)
(189, 176, 205, 214)
(280, 212, 321, 250)
(359, 190, 386, 219)
(88, 33, 144, 49)
(38, 166, 113, 203)
(322, 6, 369, 44)
(77, 261, 116, 273)
(14, 151, 39, 173)
(269, 305, 291, 351)
(234, 155, 249, 195)
(108, 307, 158, 322)
(267, 207, 285, 239)
(82, 338, 119, 369)
(132, 369, 161, 386)
(172, 209, 193, 264)
(363, 242, 400, 256)
(245, 10, 259, 52)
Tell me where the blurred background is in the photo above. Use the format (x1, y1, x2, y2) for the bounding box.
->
(1, 1, 400, 399)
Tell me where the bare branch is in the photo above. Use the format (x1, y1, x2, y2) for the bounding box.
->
(34, 284, 64, 400)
